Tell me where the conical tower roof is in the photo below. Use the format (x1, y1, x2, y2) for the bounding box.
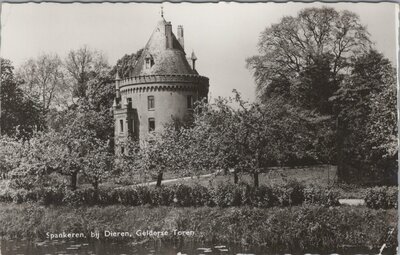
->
(131, 18, 196, 76)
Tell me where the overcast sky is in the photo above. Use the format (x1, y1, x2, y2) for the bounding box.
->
(1, 2, 398, 101)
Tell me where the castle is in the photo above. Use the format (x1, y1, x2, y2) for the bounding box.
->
(113, 12, 209, 152)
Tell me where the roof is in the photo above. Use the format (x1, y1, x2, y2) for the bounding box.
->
(130, 18, 197, 76)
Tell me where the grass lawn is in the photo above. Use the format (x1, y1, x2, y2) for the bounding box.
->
(0, 164, 380, 199)
(155, 165, 370, 199)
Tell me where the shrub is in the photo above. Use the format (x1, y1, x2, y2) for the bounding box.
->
(97, 187, 120, 205)
(303, 186, 340, 207)
(365, 186, 398, 209)
(0, 186, 17, 203)
(212, 183, 244, 207)
(135, 186, 151, 205)
(37, 188, 64, 205)
(62, 189, 85, 206)
(173, 184, 195, 207)
(149, 186, 174, 206)
(115, 188, 139, 206)
(191, 184, 213, 206)
(62, 188, 98, 206)
(246, 185, 275, 208)
(272, 181, 305, 207)
(11, 189, 29, 204)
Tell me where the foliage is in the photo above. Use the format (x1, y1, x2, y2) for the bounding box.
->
(333, 50, 397, 183)
(5, 104, 114, 191)
(364, 186, 398, 209)
(271, 180, 305, 206)
(136, 128, 183, 186)
(0, 136, 25, 179)
(246, 6, 370, 112)
(64, 45, 110, 101)
(0, 182, 340, 209)
(247, 7, 395, 183)
(303, 186, 340, 207)
(17, 54, 66, 110)
(0, 204, 396, 251)
(190, 93, 316, 186)
(212, 183, 248, 207)
(0, 58, 44, 138)
(110, 49, 143, 78)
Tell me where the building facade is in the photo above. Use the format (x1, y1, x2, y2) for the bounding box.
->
(113, 14, 209, 151)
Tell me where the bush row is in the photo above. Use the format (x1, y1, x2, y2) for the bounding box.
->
(0, 182, 341, 207)
(364, 186, 398, 209)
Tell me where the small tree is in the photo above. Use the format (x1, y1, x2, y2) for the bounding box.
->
(136, 125, 184, 187)
(192, 92, 315, 187)
(81, 138, 113, 189)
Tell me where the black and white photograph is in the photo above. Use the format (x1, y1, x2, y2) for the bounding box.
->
(0, 1, 398, 254)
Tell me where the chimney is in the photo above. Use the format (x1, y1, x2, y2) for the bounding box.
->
(177, 25, 184, 49)
(165, 22, 173, 49)
(191, 51, 197, 71)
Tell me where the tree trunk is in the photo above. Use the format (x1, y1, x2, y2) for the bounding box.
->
(70, 172, 78, 190)
(253, 172, 259, 187)
(234, 170, 239, 184)
(156, 172, 163, 187)
(336, 117, 346, 183)
(93, 179, 99, 190)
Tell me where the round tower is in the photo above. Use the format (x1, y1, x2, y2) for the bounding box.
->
(113, 15, 209, 147)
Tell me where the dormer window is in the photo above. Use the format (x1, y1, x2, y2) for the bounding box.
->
(144, 54, 154, 69)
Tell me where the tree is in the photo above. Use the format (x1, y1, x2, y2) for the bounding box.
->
(246, 7, 378, 178)
(191, 92, 315, 187)
(56, 103, 114, 189)
(189, 98, 244, 183)
(81, 138, 113, 189)
(131, 123, 187, 187)
(64, 46, 110, 101)
(333, 50, 397, 184)
(17, 54, 66, 111)
(246, 7, 371, 114)
(7, 126, 113, 190)
(111, 49, 143, 79)
(8, 131, 63, 190)
(0, 58, 44, 138)
(0, 135, 25, 179)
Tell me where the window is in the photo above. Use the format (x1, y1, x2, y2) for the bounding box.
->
(187, 95, 193, 109)
(127, 97, 132, 107)
(119, 119, 124, 133)
(145, 58, 151, 69)
(148, 96, 155, 110)
(131, 119, 135, 135)
(120, 146, 125, 155)
(145, 55, 154, 69)
(148, 118, 155, 132)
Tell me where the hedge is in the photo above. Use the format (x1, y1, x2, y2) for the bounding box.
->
(365, 186, 398, 209)
(0, 182, 341, 208)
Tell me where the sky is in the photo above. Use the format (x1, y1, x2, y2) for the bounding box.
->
(1, 2, 398, 101)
